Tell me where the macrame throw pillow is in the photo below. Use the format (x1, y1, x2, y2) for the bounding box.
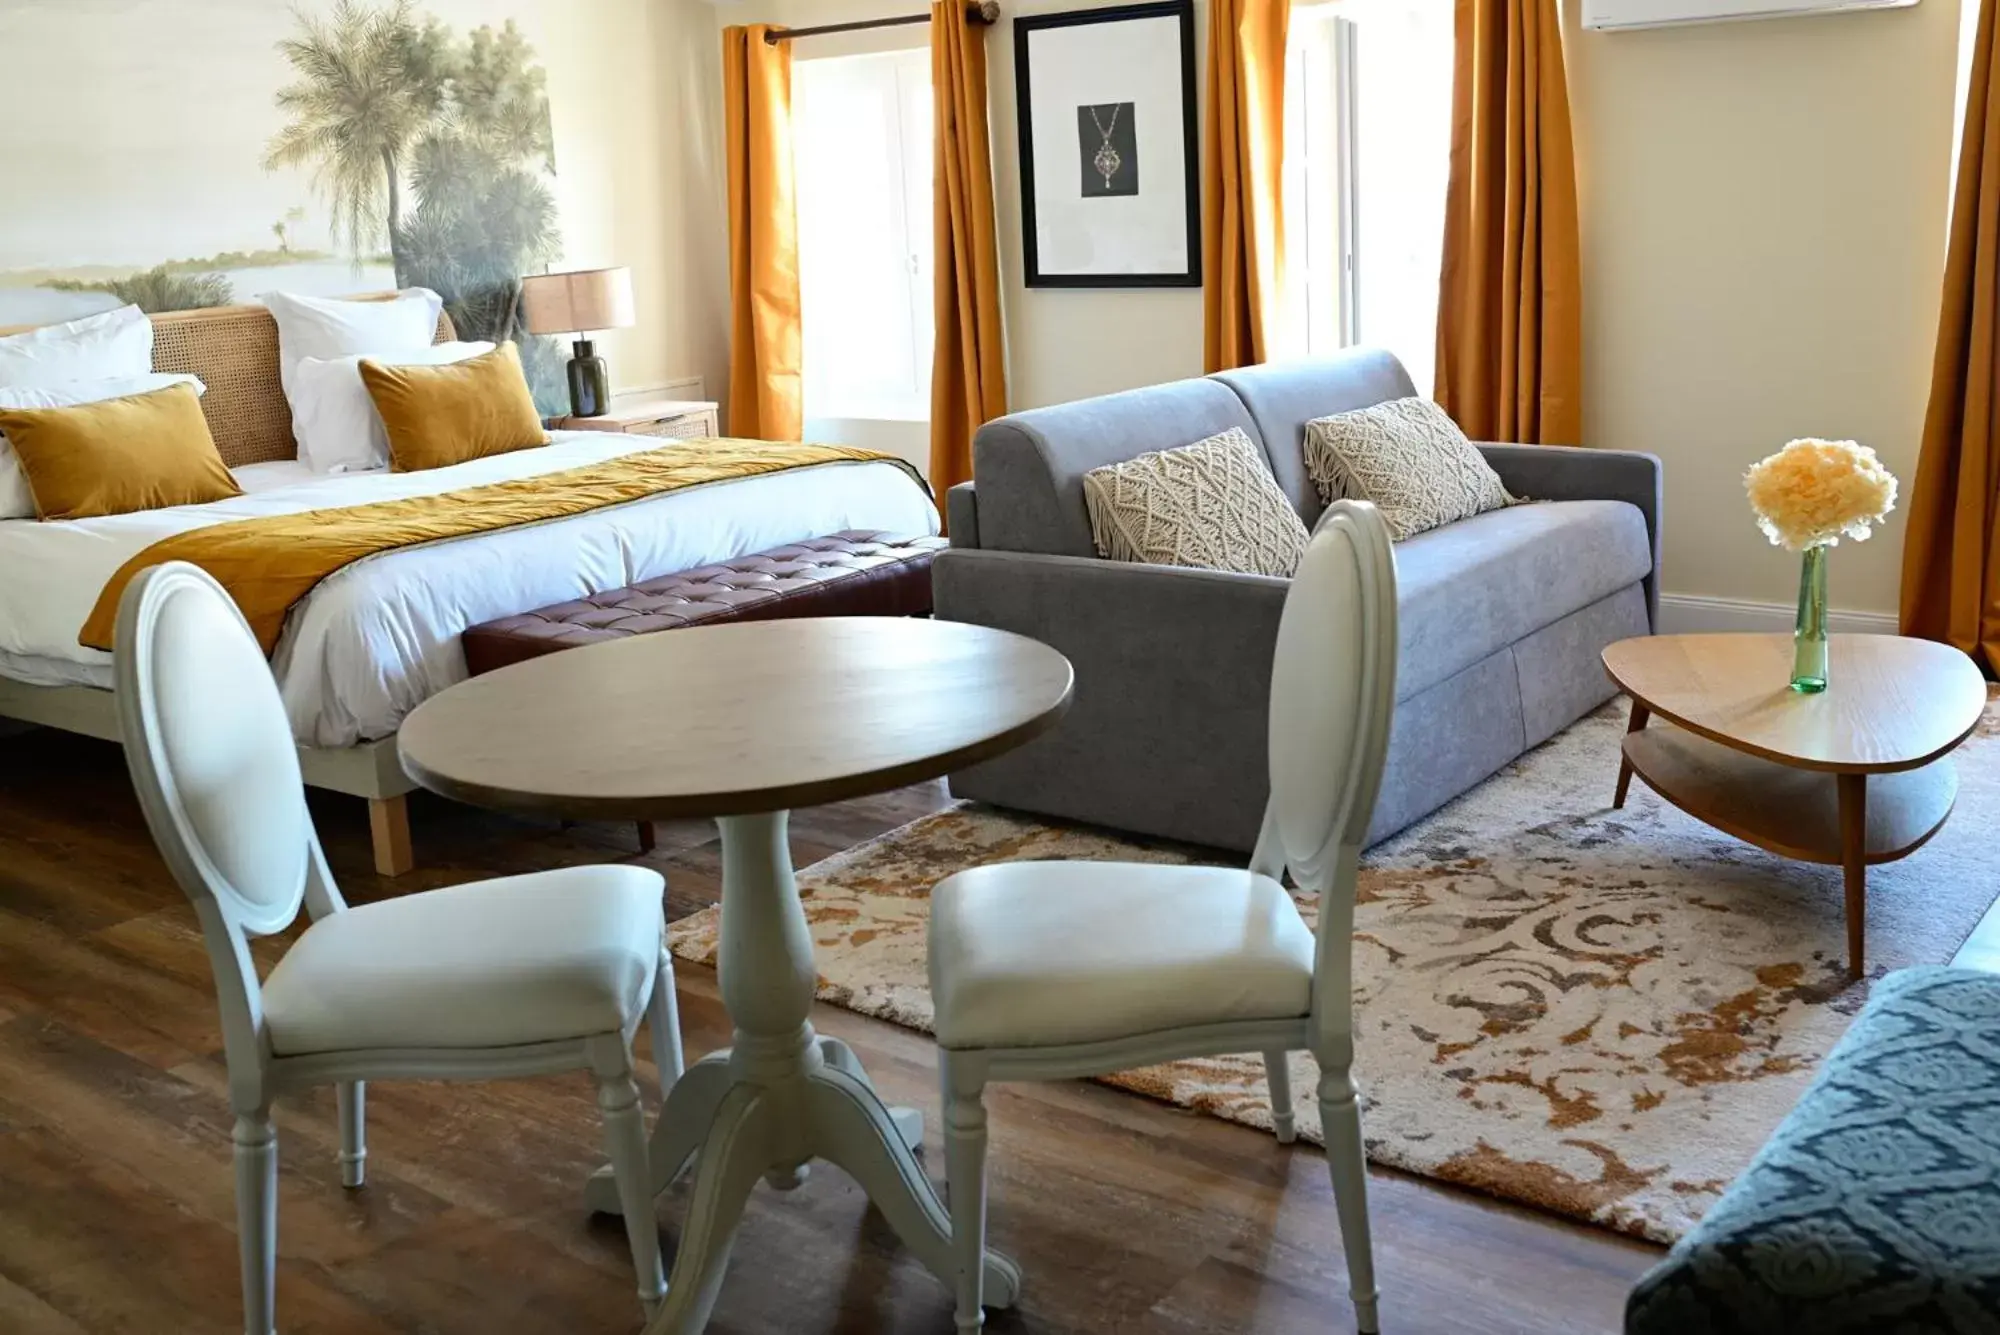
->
(1304, 397, 1515, 541)
(1082, 427, 1309, 577)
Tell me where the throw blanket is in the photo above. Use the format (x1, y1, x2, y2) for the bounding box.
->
(79, 439, 926, 654)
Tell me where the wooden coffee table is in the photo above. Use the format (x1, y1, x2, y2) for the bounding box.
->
(1602, 633, 1986, 980)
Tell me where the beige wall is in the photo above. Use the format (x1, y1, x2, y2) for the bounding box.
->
(545, 0, 731, 405)
(665, 0, 1965, 615)
(1565, 1, 1962, 616)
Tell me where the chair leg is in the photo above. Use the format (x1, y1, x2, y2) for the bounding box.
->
(941, 1055, 990, 1335)
(1318, 1066, 1380, 1334)
(590, 1039, 667, 1316)
(649, 947, 685, 1100)
(336, 1081, 366, 1188)
(232, 1111, 279, 1335)
(1263, 1050, 1297, 1144)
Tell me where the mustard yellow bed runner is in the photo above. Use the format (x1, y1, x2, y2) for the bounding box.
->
(79, 440, 925, 654)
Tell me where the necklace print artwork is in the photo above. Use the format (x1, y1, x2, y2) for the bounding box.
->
(1089, 103, 1122, 190)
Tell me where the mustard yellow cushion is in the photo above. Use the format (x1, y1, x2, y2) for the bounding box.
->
(359, 341, 549, 472)
(0, 383, 242, 521)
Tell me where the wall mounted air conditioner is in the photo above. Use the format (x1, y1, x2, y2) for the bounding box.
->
(1581, 0, 1918, 30)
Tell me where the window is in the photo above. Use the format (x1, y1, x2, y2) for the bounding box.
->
(794, 48, 934, 423)
(1280, 1, 1453, 393)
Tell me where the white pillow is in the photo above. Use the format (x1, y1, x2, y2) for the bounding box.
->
(0, 373, 206, 520)
(0, 305, 152, 388)
(289, 341, 497, 474)
(261, 287, 446, 437)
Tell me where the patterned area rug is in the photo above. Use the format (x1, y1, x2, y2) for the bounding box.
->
(668, 698, 2000, 1243)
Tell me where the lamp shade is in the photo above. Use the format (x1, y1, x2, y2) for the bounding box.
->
(520, 266, 636, 335)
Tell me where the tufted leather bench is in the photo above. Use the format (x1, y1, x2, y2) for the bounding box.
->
(461, 530, 946, 677)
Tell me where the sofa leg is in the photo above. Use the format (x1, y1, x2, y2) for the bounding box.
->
(637, 822, 657, 854)
(369, 795, 414, 877)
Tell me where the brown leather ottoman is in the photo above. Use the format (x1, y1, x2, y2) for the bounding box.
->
(461, 530, 946, 677)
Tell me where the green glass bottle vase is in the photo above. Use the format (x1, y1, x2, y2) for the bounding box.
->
(1791, 544, 1829, 693)
(566, 338, 610, 418)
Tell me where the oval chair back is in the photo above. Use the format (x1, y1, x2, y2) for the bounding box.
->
(1256, 500, 1398, 1055)
(114, 560, 336, 1104)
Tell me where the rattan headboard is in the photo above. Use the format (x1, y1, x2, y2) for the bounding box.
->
(0, 297, 456, 466)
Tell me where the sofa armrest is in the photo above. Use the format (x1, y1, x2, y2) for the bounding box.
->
(931, 547, 1289, 849)
(946, 481, 981, 548)
(1477, 443, 1664, 629)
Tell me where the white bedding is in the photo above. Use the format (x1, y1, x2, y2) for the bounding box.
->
(0, 433, 937, 747)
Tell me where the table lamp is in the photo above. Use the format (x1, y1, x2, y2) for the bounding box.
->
(520, 266, 636, 417)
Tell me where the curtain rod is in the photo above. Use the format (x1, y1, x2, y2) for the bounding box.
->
(764, 1, 999, 43)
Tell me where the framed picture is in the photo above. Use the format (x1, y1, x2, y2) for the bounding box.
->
(1013, 0, 1201, 288)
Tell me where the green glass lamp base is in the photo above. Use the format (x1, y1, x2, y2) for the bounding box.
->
(566, 337, 610, 417)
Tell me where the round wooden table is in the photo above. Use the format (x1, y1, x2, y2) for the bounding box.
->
(1602, 632, 1986, 980)
(400, 617, 1074, 1333)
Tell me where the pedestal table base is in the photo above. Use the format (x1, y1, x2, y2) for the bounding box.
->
(584, 812, 1020, 1333)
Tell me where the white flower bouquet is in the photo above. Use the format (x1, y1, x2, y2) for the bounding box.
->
(1744, 438, 1898, 552)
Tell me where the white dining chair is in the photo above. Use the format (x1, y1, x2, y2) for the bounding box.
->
(112, 561, 684, 1334)
(927, 500, 1397, 1334)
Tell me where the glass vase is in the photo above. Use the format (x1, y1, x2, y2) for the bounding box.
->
(1792, 545, 1830, 693)
(566, 337, 610, 418)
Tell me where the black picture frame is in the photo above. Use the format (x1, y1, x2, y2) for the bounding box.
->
(1014, 0, 1202, 289)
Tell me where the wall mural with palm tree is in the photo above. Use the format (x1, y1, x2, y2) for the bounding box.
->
(0, 0, 567, 407)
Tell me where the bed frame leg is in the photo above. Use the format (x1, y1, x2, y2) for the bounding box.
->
(369, 796, 414, 877)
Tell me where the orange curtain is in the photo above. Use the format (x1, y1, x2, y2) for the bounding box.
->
(1902, 0, 2000, 675)
(1201, 0, 1289, 373)
(722, 25, 802, 441)
(1434, 0, 1581, 445)
(929, 2, 1007, 517)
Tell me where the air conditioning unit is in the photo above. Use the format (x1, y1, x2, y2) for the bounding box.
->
(1581, 0, 1918, 30)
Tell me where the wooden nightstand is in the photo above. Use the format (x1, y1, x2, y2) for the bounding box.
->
(551, 395, 720, 439)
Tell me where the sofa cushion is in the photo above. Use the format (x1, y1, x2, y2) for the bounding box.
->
(1082, 427, 1309, 577)
(1395, 499, 1651, 702)
(1211, 348, 1419, 526)
(1305, 397, 1514, 540)
(972, 377, 1263, 557)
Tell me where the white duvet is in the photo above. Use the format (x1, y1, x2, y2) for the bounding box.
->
(0, 432, 937, 747)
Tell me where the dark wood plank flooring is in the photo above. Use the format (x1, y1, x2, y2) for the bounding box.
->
(0, 729, 1659, 1333)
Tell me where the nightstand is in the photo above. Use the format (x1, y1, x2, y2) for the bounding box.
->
(551, 396, 721, 439)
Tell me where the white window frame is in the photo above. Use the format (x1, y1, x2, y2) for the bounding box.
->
(1283, 9, 1361, 359)
(1282, 0, 1451, 393)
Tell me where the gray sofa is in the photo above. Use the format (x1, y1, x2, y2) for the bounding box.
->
(932, 348, 1662, 852)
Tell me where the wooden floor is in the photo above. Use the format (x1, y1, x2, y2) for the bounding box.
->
(0, 729, 1660, 1334)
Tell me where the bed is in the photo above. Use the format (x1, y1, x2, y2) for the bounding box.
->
(0, 302, 938, 875)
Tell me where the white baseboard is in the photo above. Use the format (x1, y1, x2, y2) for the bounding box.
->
(1658, 593, 1898, 636)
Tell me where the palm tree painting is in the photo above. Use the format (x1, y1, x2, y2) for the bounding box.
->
(267, 1, 564, 408)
